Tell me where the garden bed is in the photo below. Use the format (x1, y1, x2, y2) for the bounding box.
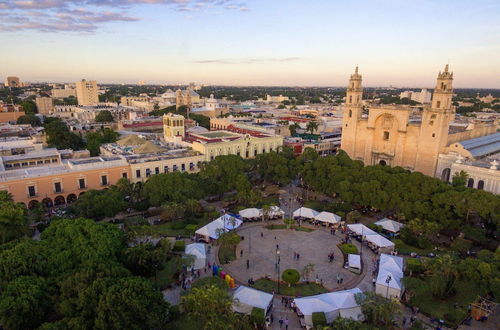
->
(264, 224, 314, 232)
(252, 278, 328, 297)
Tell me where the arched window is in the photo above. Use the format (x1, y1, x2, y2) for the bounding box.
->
(441, 168, 451, 182)
(383, 131, 390, 140)
(467, 178, 474, 188)
(478, 180, 484, 190)
(349, 110, 352, 118)
(379, 160, 387, 166)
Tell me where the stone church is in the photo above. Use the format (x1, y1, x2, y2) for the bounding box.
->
(340, 65, 497, 177)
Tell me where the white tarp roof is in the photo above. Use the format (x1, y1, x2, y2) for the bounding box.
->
(376, 254, 404, 289)
(239, 208, 262, 218)
(232, 286, 273, 312)
(374, 218, 404, 233)
(347, 224, 377, 236)
(348, 254, 361, 269)
(364, 234, 395, 248)
(269, 205, 284, 217)
(294, 288, 362, 316)
(185, 243, 206, 270)
(293, 207, 319, 219)
(314, 211, 341, 224)
(195, 214, 242, 239)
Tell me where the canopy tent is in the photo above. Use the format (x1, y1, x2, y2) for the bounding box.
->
(347, 224, 377, 236)
(185, 243, 206, 270)
(348, 254, 361, 269)
(232, 286, 274, 315)
(314, 211, 341, 224)
(293, 207, 319, 219)
(269, 205, 285, 218)
(195, 214, 242, 242)
(239, 208, 262, 219)
(374, 218, 404, 233)
(294, 288, 363, 328)
(364, 234, 395, 249)
(375, 254, 404, 299)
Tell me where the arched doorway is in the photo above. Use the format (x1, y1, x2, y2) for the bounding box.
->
(379, 160, 387, 166)
(28, 200, 39, 209)
(67, 194, 77, 204)
(54, 195, 66, 206)
(478, 180, 484, 190)
(42, 197, 53, 208)
(441, 168, 451, 182)
(467, 178, 474, 188)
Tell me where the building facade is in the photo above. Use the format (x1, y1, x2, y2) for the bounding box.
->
(35, 97, 53, 115)
(76, 79, 99, 106)
(4, 77, 20, 88)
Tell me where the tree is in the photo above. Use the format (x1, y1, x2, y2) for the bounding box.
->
(306, 121, 319, 135)
(17, 114, 41, 126)
(44, 118, 85, 150)
(123, 240, 170, 276)
(428, 254, 458, 298)
(0, 199, 28, 244)
(356, 292, 401, 329)
(0, 276, 49, 330)
(85, 129, 119, 156)
(452, 170, 468, 188)
(282, 269, 300, 286)
(302, 263, 315, 282)
(21, 100, 37, 114)
(71, 189, 127, 219)
(182, 285, 250, 330)
(95, 277, 170, 329)
(289, 122, 300, 136)
(95, 110, 114, 122)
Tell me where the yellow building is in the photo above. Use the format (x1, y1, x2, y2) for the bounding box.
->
(163, 113, 185, 143)
(35, 97, 53, 115)
(76, 79, 99, 106)
(4, 76, 20, 88)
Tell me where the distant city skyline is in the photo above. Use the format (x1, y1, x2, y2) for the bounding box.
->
(1, 0, 499, 88)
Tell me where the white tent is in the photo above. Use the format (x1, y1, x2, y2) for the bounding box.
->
(347, 224, 377, 236)
(232, 286, 274, 315)
(195, 214, 242, 242)
(294, 288, 363, 328)
(269, 205, 285, 218)
(314, 211, 341, 224)
(364, 234, 395, 249)
(348, 254, 361, 269)
(375, 254, 404, 299)
(185, 243, 206, 270)
(374, 218, 404, 233)
(239, 208, 262, 219)
(293, 207, 319, 219)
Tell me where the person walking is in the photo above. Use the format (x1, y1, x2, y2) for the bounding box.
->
(240, 249, 243, 257)
(279, 317, 283, 328)
(284, 317, 289, 330)
(246, 259, 249, 269)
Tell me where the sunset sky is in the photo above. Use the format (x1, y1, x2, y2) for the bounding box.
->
(1, 0, 499, 87)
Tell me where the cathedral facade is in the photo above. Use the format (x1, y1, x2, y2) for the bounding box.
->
(340, 65, 456, 176)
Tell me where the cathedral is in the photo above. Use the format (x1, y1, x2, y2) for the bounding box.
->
(340, 65, 497, 177)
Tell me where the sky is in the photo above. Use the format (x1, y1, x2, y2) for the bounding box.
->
(0, 0, 499, 88)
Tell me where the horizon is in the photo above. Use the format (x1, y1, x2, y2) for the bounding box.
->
(1, 0, 499, 88)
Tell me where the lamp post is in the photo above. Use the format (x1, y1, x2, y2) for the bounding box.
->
(385, 274, 392, 299)
(276, 249, 281, 294)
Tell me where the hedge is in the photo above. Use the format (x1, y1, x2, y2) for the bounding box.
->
(339, 243, 358, 255)
(173, 240, 186, 252)
(250, 307, 265, 325)
(282, 269, 300, 285)
(185, 224, 198, 234)
(312, 312, 327, 327)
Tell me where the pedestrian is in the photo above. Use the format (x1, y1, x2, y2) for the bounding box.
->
(340, 276, 343, 284)
(276, 244, 279, 250)
(279, 318, 283, 328)
(240, 249, 243, 257)
(336, 274, 340, 284)
(297, 253, 300, 260)
(294, 252, 297, 259)
(285, 317, 289, 330)
(270, 314, 274, 324)
(246, 259, 249, 269)
(261, 232, 263, 238)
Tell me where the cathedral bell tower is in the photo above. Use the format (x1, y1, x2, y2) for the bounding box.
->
(341, 66, 364, 157)
(415, 64, 455, 176)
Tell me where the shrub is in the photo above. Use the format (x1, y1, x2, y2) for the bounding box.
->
(191, 276, 229, 290)
(250, 307, 265, 325)
(185, 224, 197, 234)
(450, 238, 472, 256)
(406, 258, 425, 275)
(173, 240, 185, 252)
(339, 243, 358, 255)
(171, 222, 187, 230)
(312, 312, 327, 327)
(282, 269, 300, 286)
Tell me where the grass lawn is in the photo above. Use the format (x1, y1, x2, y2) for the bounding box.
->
(404, 277, 486, 326)
(338, 243, 358, 255)
(252, 278, 328, 297)
(149, 222, 189, 237)
(265, 224, 314, 232)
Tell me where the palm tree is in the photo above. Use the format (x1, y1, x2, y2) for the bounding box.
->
(306, 121, 319, 135)
(289, 122, 300, 136)
(261, 204, 271, 224)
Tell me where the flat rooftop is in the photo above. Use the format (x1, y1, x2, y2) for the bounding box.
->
(194, 131, 238, 138)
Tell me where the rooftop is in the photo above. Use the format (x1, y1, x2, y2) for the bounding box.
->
(460, 132, 500, 158)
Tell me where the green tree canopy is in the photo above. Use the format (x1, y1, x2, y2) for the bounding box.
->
(95, 110, 114, 122)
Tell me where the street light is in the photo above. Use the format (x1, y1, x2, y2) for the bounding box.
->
(276, 249, 281, 294)
(385, 274, 392, 299)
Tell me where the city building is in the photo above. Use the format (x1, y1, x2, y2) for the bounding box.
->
(35, 97, 53, 115)
(0, 103, 25, 123)
(4, 76, 20, 88)
(75, 79, 99, 106)
(51, 85, 77, 98)
(340, 65, 496, 177)
(175, 89, 201, 109)
(190, 94, 229, 118)
(399, 89, 432, 104)
(266, 94, 290, 103)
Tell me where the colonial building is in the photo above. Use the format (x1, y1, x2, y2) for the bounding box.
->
(340, 65, 497, 177)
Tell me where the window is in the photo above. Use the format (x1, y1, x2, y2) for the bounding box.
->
(136, 169, 141, 178)
(383, 131, 390, 140)
(189, 162, 194, 170)
(44, 159, 50, 164)
(79, 178, 86, 189)
(52, 159, 58, 163)
(28, 186, 36, 197)
(173, 165, 178, 171)
(181, 164, 185, 172)
(254, 149, 258, 156)
(54, 182, 62, 193)
(478, 180, 484, 190)
(122, 173, 127, 179)
(349, 110, 352, 118)
(101, 175, 108, 186)
(467, 178, 474, 188)
(164, 166, 169, 173)
(22, 162, 28, 166)
(155, 167, 160, 175)
(349, 96, 352, 103)
(432, 133, 435, 137)
(436, 101, 441, 108)
(145, 169, 151, 177)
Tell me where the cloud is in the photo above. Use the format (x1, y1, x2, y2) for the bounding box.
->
(192, 57, 303, 64)
(0, 0, 248, 32)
